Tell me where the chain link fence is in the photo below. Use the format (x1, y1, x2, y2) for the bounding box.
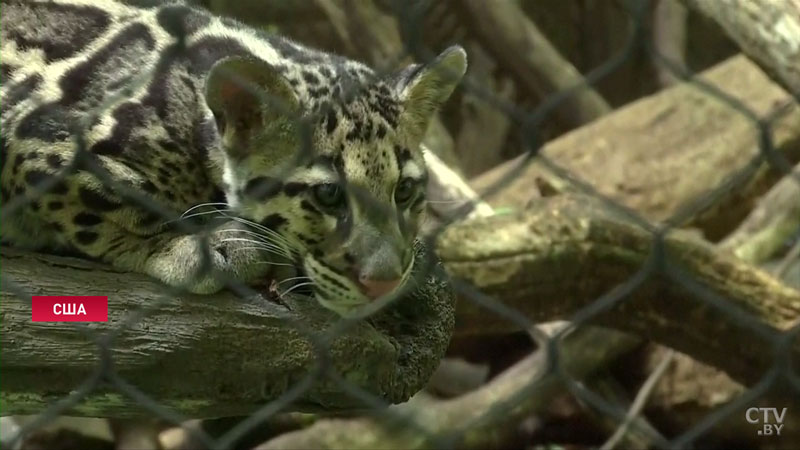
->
(2, 0, 799, 448)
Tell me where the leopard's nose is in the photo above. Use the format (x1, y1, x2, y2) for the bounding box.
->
(358, 276, 402, 300)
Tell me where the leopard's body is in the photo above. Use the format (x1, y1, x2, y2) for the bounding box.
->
(0, 0, 466, 315)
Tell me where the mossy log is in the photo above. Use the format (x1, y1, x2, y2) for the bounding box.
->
(0, 244, 454, 418)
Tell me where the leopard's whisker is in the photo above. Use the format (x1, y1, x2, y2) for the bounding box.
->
(250, 260, 296, 267)
(236, 219, 295, 247)
(228, 217, 303, 255)
(278, 276, 311, 285)
(425, 199, 469, 204)
(216, 228, 282, 243)
(169, 209, 232, 224)
(218, 236, 291, 254)
(280, 281, 316, 298)
(180, 202, 230, 218)
(217, 234, 292, 256)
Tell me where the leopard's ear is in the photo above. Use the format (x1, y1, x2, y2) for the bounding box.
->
(394, 46, 467, 142)
(205, 56, 299, 154)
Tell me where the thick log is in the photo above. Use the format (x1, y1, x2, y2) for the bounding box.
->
(0, 244, 454, 418)
(472, 55, 800, 240)
(443, 195, 800, 386)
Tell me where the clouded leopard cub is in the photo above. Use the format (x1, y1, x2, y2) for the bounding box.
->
(0, 0, 466, 315)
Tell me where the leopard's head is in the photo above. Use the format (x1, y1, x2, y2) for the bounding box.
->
(205, 47, 466, 315)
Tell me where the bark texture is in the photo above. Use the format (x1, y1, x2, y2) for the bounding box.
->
(472, 55, 800, 241)
(680, 0, 800, 97)
(444, 195, 800, 386)
(0, 245, 454, 418)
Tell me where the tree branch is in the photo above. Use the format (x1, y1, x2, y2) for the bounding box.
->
(720, 162, 800, 265)
(444, 194, 800, 386)
(679, 0, 800, 97)
(652, 0, 688, 87)
(456, 0, 612, 128)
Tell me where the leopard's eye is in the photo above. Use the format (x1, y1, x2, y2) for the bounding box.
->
(313, 183, 345, 208)
(394, 178, 416, 205)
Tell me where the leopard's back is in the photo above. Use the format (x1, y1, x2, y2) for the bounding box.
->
(0, 0, 373, 249)
(2, 1, 203, 249)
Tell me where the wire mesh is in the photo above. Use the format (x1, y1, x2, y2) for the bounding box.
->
(1, 0, 799, 448)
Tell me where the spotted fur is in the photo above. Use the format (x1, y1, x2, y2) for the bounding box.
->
(0, 0, 466, 315)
